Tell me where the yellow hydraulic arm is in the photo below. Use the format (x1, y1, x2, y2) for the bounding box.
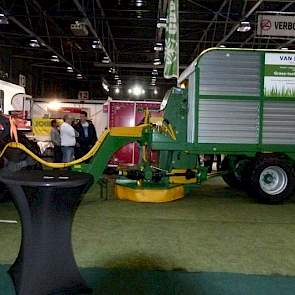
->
(0, 125, 148, 169)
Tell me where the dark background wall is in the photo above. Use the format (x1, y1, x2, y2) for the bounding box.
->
(0, 48, 107, 100)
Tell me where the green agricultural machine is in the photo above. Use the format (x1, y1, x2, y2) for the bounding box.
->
(1, 48, 295, 204)
(149, 47, 295, 204)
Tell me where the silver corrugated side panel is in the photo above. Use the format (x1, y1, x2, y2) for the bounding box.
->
(198, 99, 260, 144)
(263, 101, 295, 144)
(187, 72, 196, 143)
(198, 51, 261, 97)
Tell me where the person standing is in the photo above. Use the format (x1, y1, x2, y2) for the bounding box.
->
(50, 119, 62, 162)
(60, 114, 76, 162)
(75, 111, 97, 158)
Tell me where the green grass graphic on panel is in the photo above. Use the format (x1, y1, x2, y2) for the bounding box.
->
(265, 86, 295, 97)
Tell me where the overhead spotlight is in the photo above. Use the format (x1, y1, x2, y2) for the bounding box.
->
(102, 56, 110, 64)
(180, 83, 186, 89)
(0, 13, 9, 25)
(50, 55, 59, 62)
(133, 86, 142, 96)
(102, 78, 110, 92)
(154, 89, 158, 95)
(115, 87, 120, 94)
(76, 73, 83, 79)
(92, 40, 102, 49)
(66, 66, 73, 73)
(237, 21, 251, 32)
(129, 85, 145, 96)
(135, 0, 144, 7)
(29, 39, 40, 48)
(154, 42, 163, 51)
(219, 45, 226, 48)
(157, 18, 167, 29)
(47, 100, 61, 111)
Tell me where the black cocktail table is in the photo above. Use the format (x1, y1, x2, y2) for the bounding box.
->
(0, 170, 93, 295)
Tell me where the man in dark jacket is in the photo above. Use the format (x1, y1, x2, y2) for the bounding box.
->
(75, 111, 97, 158)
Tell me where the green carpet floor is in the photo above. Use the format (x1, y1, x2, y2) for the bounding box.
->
(1, 265, 295, 295)
(1, 177, 295, 294)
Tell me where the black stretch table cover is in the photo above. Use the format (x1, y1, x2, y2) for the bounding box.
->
(0, 170, 93, 295)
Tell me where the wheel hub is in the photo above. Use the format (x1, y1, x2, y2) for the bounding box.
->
(259, 166, 288, 195)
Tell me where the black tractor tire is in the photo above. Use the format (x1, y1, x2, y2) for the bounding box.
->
(249, 157, 295, 204)
(221, 156, 253, 190)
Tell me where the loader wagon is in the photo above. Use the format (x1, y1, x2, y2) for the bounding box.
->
(151, 48, 295, 204)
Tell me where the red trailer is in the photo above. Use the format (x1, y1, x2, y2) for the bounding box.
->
(104, 99, 161, 166)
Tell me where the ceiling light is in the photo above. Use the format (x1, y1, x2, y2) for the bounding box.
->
(76, 73, 83, 79)
(29, 39, 40, 48)
(157, 18, 167, 29)
(115, 88, 120, 94)
(102, 56, 110, 64)
(114, 75, 119, 80)
(281, 47, 288, 50)
(153, 58, 161, 65)
(47, 100, 61, 111)
(237, 21, 251, 32)
(154, 46, 163, 51)
(67, 66, 73, 73)
(180, 83, 186, 89)
(132, 85, 143, 96)
(102, 78, 110, 92)
(154, 42, 163, 51)
(92, 40, 102, 49)
(0, 13, 9, 25)
(219, 45, 226, 48)
(128, 88, 132, 94)
(135, 0, 143, 7)
(50, 55, 59, 62)
(154, 89, 158, 95)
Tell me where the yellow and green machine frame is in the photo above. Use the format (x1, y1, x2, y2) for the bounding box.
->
(2, 48, 295, 203)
